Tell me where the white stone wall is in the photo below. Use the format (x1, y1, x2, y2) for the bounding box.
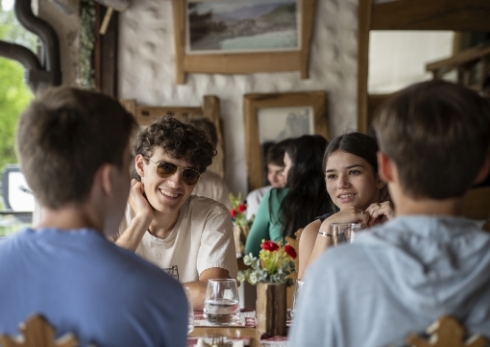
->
(369, 31, 454, 93)
(119, 0, 359, 195)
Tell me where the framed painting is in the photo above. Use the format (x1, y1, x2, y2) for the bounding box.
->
(172, 0, 317, 84)
(243, 91, 329, 191)
(120, 95, 225, 178)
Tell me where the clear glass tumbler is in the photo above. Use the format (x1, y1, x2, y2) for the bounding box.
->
(203, 279, 240, 325)
(328, 223, 361, 245)
(184, 287, 194, 334)
(290, 279, 304, 320)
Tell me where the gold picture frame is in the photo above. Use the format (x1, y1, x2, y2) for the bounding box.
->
(120, 95, 225, 179)
(172, 0, 317, 84)
(243, 91, 329, 191)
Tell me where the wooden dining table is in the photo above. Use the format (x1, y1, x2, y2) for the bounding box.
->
(189, 326, 261, 346)
(188, 310, 289, 347)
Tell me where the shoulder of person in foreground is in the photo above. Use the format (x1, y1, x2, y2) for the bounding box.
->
(289, 243, 371, 347)
(104, 241, 189, 341)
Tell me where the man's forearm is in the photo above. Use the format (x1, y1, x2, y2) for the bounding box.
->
(184, 281, 207, 310)
(115, 216, 149, 251)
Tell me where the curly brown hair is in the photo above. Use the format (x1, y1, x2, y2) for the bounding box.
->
(134, 116, 217, 179)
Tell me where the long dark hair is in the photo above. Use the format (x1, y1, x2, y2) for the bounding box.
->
(279, 135, 331, 238)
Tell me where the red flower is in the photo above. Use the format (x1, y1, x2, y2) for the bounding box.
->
(284, 244, 297, 259)
(238, 204, 247, 212)
(230, 209, 237, 218)
(261, 240, 279, 252)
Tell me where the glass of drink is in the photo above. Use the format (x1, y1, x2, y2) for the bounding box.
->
(184, 287, 194, 334)
(290, 279, 304, 320)
(328, 223, 361, 245)
(203, 279, 240, 325)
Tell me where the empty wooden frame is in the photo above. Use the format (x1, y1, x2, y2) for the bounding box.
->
(357, 0, 490, 133)
(120, 95, 225, 178)
(243, 91, 328, 191)
(172, 0, 317, 84)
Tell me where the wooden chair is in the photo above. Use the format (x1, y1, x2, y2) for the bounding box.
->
(285, 228, 303, 309)
(463, 186, 490, 221)
(405, 315, 488, 347)
(0, 315, 78, 347)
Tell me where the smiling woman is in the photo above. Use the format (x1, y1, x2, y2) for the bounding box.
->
(298, 132, 394, 279)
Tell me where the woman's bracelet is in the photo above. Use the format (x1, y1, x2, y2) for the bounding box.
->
(318, 230, 332, 237)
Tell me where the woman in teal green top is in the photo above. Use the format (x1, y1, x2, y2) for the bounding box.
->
(245, 135, 333, 257)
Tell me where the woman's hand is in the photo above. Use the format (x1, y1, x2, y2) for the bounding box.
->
(128, 179, 154, 228)
(365, 201, 394, 227)
(319, 207, 370, 233)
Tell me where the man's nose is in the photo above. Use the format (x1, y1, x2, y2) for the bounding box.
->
(166, 168, 183, 186)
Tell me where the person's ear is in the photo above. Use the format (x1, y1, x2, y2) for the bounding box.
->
(135, 154, 146, 179)
(375, 174, 386, 190)
(377, 151, 394, 184)
(99, 164, 114, 195)
(474, 155, 490, 184)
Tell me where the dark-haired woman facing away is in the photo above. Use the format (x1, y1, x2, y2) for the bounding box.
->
(244, 135, 333, 257)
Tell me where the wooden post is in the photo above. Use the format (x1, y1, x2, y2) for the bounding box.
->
(256, 282, 287, 337)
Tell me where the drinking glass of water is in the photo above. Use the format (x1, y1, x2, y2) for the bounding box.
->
(290, 279, 304, 320)
(184, 287, 194, 334)
(328, 223, 361, 245)
(203, 279, 240, 325)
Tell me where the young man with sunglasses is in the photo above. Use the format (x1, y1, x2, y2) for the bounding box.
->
(0, 87, 188, 347)
(117, 116, 237, 310)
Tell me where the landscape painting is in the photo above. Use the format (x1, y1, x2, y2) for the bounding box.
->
(186, 0, 300, 54)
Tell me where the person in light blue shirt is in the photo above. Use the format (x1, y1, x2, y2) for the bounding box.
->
(289, 80, 490, 347)
(0, 87, 188, 347)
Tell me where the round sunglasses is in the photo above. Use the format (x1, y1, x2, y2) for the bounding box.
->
(146, 158, 201, 186)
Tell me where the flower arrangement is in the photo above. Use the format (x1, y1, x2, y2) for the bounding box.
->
(237, 240, 296, 286)
(229, 192, 253, 227)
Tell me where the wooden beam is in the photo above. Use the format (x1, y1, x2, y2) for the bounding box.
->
(95, 4, 119, 97)
(357, 0, 372, 134)
(372, 0, 490, 31)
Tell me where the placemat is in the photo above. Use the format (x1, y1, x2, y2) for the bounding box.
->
(187, 337, 250, 346)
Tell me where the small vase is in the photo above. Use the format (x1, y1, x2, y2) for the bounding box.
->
(256, 282, 287, 337)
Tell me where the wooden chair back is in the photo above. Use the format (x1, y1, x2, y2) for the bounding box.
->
(0, 315, 79, 347)
(285, 228, 303, 309)
(463, 186, 490, 220)
(405, 315, 488, 347)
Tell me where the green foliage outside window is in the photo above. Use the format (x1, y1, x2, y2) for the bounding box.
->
(0, 1, 36, 234)
(0, 2, 36, 171)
